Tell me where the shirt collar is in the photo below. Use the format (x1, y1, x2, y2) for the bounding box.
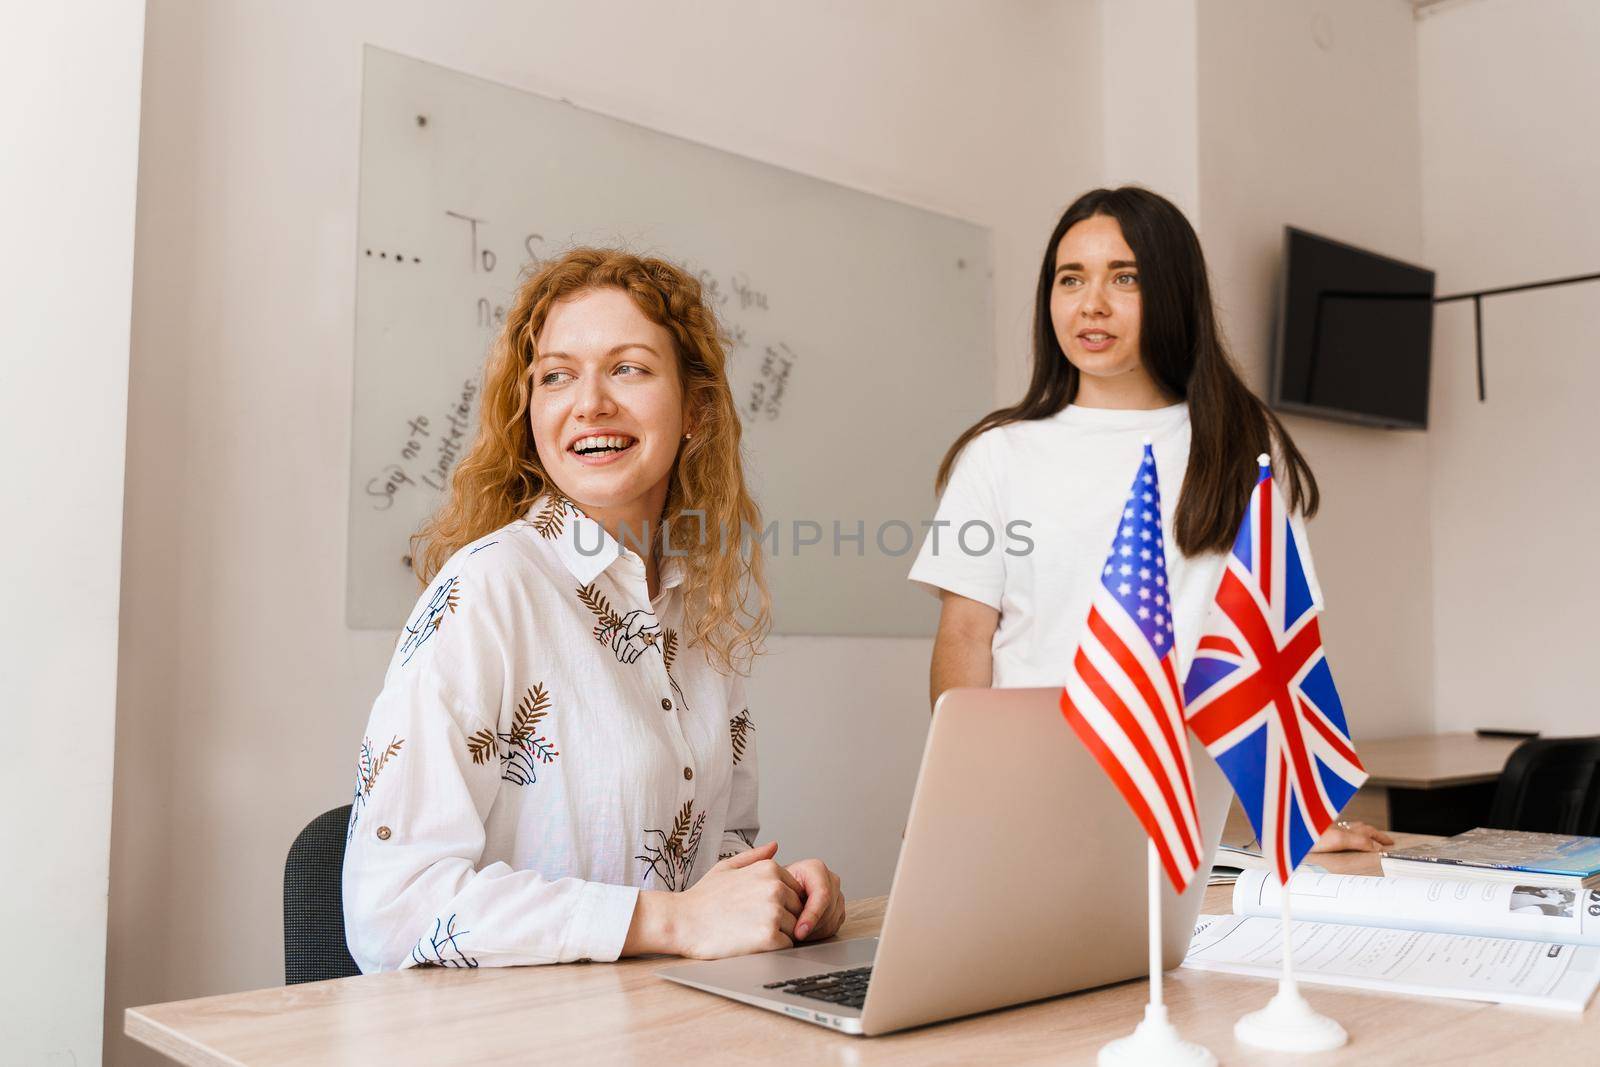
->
(530, 494, 688, 595)
(531, 495, 619, 585)
(658, 555, 686, 593)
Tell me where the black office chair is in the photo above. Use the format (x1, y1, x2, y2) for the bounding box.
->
(284, 804, 363, 984)
(1487, 736, 1600, 836)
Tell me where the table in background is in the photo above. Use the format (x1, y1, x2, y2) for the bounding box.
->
(1350, 732, 1526, 834)
(1223, 733, 1525, 843)
(127, 833, 1592, 1066)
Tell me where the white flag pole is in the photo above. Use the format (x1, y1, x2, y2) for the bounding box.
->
(1233, 871, 1348, 1051)
(1097, 841, 1216, 1067)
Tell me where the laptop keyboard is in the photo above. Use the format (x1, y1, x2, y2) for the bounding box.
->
(763, 965, 873, 1010)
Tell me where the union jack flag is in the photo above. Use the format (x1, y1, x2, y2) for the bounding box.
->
(1182, 456, 1366, 886)
(1061, 444, 1204, 892)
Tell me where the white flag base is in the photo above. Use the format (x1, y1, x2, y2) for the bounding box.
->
(1234, 985, 1348, 1052)
(1098, 1003, 1218, 1067)
(1100, 842, 1216, 1066)
(1234, 884, 1348, 1052)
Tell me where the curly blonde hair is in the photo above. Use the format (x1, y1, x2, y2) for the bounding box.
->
(412, 247, 770, 674)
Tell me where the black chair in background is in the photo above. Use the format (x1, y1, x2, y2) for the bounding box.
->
(1487, 736, 1600, 836)
(284, 805, 362, 984)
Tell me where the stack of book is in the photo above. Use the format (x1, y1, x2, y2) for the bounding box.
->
(1380, 827, 1600, 890)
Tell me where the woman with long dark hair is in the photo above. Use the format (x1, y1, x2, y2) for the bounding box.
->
(909, 186, 1388, 853)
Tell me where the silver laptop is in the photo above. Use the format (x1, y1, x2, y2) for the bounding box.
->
(658, 686, 1230, 1035)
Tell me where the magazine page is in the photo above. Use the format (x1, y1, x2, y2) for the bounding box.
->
(1207, 844, 1277, 886)
(1385, 828, 1600, 877)
(1232, 869, 1600, 946)
(1185, 914, 1600, 1013)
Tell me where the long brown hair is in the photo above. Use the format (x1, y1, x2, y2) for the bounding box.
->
(936, 186, 1318, 554)
(413, 247, 770, 674)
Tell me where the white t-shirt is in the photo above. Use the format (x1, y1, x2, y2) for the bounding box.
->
(909, 402, 1321, 688)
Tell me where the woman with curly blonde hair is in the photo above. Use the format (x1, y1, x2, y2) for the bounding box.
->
(344, 248, 844, 972)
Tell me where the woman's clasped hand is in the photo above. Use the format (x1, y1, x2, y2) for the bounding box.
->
(625, 842, 846, 958)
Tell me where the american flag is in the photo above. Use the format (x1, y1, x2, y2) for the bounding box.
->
(1183, 457, 1366, 886)
(1060, 443, 1204, 892)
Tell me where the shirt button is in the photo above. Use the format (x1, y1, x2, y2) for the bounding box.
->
(661, 698, 672, 711)
(683, 767, 694, 781)
(376, 826, 392, 841)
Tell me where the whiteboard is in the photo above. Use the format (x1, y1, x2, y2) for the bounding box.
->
(347, 47, 993, 635)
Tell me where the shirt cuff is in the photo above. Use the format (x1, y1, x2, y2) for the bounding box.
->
(564, 881, 641, 963)
(717, 832, 753, 859)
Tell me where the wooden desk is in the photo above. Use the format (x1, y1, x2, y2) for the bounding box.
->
(1344, 733, 1525, 835)
(128, 834, 1591, 1066)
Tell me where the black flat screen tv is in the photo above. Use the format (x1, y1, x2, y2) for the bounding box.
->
(1271, 227, 1435, 430)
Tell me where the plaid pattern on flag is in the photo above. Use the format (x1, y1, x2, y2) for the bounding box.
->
(1060, 444, 1204, 892)
(1182, 458, 1366, 885)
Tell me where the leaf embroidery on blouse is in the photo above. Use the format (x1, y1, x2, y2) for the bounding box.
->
(348, 734, 405, 839)
(465, 684, 561, 787)
(529, 491, 579, 539)
(411, 914, 478, 969)
(577, 582, 624, 637)
(399, 575, 460, 666)
(578, 584, 665, 663)
(636, 800, 707, 892)
(576, 584, 689, 711)
(730, 708, 754, 765)
(662, 627, 692, 712)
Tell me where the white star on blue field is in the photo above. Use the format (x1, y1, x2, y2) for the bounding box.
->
(1101, 444, 1173, 652)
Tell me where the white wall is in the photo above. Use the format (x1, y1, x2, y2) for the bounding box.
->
(1419, 0, 1600, 735)
(0, 4, 144, 1065)
(1194, 0, 1434, 741)
(1098, 0, 1200, 221)
(105, 2, 1101, 1062)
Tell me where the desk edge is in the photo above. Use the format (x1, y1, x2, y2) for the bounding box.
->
(1365, 772, 1502, 790)
(126, 1006, 247, 1067)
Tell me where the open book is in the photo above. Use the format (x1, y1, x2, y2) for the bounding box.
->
(1184, 870, 1600, 1012)
(1205, 844, 1270, 885)
(1206, 843, 1326, 886)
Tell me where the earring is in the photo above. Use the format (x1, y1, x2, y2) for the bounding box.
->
(683, 431, 693, 440)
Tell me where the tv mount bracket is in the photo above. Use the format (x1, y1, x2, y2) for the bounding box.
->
(1435, 270, 1600, 402)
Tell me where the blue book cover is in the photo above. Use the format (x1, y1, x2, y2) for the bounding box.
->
(1384, 828, 1600, 878)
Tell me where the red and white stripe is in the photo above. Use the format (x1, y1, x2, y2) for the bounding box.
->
(1060, 584, 1204, 892)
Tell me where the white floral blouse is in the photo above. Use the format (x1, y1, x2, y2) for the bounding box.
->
(342, 495, 758, 972)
